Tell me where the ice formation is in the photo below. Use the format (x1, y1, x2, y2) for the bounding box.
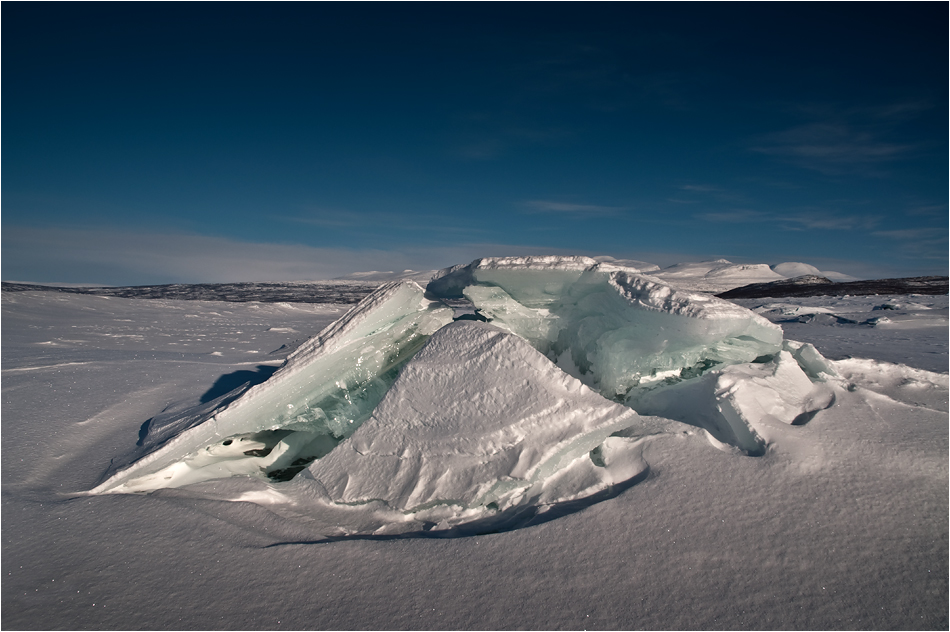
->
(92, 256, 840, 534)
(629, 341, 836, 454)
(93, 281, 453, 493)
(308, 321, 644, 523)
(427, 256, 784, 398)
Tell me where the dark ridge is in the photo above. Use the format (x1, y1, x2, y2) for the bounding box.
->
(0, 281, 378, 304)
(716, 275, 948, 299)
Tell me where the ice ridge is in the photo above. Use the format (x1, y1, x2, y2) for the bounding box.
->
(90, 256, 839, 536)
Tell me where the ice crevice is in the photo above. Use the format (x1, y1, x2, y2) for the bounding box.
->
(90, 256, 842, 536)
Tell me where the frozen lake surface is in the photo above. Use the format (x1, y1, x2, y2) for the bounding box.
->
(2, 270, 947, 630)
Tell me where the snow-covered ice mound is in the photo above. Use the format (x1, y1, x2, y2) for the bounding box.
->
(91, 256, 843, 536)
(309, 321, 643, 522)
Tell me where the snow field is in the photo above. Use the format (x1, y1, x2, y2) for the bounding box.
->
(2, 259, 946, 630)
(87, 257, 894, 539)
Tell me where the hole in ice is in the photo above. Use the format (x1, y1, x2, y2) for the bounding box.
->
(454, 312, 489, 322)
(589, 445, 607, 468)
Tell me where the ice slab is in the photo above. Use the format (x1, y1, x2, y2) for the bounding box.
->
(629, 344, 836, 455)
(307, 320, 643, 523)
(427, 256, 783, 400)
(92, 281, 453, 493)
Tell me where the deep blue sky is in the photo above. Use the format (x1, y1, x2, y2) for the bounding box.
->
(3, 3, 947, 284)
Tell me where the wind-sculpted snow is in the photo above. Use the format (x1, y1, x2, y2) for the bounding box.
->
(308, 321, 644, 527)
(90, 256, 840, 536)
(629, 342, 836, 454)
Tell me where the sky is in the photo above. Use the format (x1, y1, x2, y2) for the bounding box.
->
(2, 3, 947, 285)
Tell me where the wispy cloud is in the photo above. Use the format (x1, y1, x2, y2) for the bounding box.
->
(1, 226, 467, 285)
(872, 227, 949, 265)
(697, 209, 881, 231)
(788, 100, 935, 123)
(779, 212, 881, 231)
(282, 209, 483, 236)
(695, 210, 770, 223)
(282, 210, 374, 228)
(455, 138, 506, 161)
(750, 97, 935, 177)
(904, 204, 947, 217)
(675, 184, 750, 204)
(679, 184, 721, 193)
(873, 229, 929, 240)
(524, 200, 626, 216)
(449, 114, 574, 161)
(751, 123, 916, 175)
(1, 225, 631, 286)
(853, 100, 934, 121)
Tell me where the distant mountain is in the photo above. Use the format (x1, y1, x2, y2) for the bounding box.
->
(716, 275, 948, 299)
(769, 262, 856, 282)
(651, 259, 789, 293)
(0, 281, 378, 304)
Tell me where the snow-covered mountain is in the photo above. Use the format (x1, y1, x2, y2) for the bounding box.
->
(650, 258, 857, 292)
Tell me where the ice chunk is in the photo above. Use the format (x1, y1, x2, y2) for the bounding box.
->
(782, 339, 838, 380)
(591, 255, 661, 273)
(428, 257, 783, 399)
(308, 320, 641, 521)
(629, 349, 836, 455)
(92, 281, 453, 493)
(427, 255, 600, 302)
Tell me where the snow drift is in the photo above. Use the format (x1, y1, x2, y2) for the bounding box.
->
(91, 256, 840, 535)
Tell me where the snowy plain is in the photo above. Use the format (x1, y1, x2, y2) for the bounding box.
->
(2, 258, 947, 630)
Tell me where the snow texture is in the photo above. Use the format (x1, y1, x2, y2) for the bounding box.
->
(2, 267, 947, 630)
(309, 321, 642, 524)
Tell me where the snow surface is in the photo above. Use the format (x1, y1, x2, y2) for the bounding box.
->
(734, 294, 949, 373)
(2, 260, 947, 630)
